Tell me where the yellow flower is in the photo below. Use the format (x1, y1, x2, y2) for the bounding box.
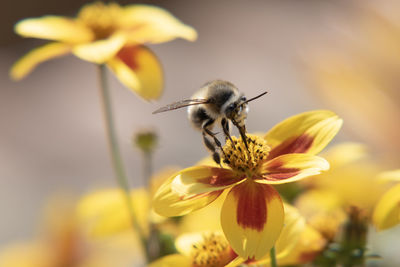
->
(0, 195, 138, 267)
(77, 167, 180, 238)
(153, 110, 342, 260)
(295, 143, 389, 239)
(295, 189, 347, 241)
(149, 231, 237, 267)
(11, 2, 197, 100)
(373, 169, 400, 230)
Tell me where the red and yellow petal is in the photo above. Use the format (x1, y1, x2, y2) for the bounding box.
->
(257, 153, 329, 184)
(171, 166, 242, 196)
(373, 183, 400, 231)
(72, 33, 126, 64)
(121, 5, 197, 44)
(153, 169, 229, 217)
(10, 42, 71, 80)
(221, 181, 284, 260)
(264, 110, 343, 159)
(15, 16, 93, 43)
(107, 45, 163, 100)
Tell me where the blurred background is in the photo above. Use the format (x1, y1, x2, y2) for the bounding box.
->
(1, 0, 400, 265)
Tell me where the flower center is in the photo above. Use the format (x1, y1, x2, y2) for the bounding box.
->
(78, 2, 121, 40)
(222, 134, 270, 176)
(191, 232, 233, 267)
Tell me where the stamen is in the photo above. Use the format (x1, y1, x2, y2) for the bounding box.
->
(191, 232, 233, 267)
(222, 134, 270, 176)
(78, 2, 122, 39)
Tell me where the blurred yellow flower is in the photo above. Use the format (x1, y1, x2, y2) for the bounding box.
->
(77, 167, 180, 238)
(11, 2, 197, 100)
(0, 196, 138, 267)
(373, 169, 400, 231)
(295, 143, 389, 239)
(153, 110, 342, 260)
(295, 189, 347, 241)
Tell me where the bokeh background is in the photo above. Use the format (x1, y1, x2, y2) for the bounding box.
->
(1, 0, 400, 265)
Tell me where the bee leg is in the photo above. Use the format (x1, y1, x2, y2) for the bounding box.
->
(221, 118, 233, 144)
(202, 132, 221, 165)
(202, 119, 228, 164)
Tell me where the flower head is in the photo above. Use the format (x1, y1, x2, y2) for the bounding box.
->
(153, 110, 342, 260)
(11, 2, 197, 100)
(149, 231, 236, 267)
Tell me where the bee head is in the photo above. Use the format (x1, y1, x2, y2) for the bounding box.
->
(225, 95, 248, 124)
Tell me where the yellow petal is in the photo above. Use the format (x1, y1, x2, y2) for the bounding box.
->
(277, 224, 326, 266)
(77, 188, 149, 237)
(264, 110, 343, 159)
(221, 181, 284, 260)
(107, 46, 163, 100)
(258, 154, 329, 184)
(148, 254, 191, 267)
(373, 183, 400, 231)
(274, 204, 306, 260)
(171, 166, 240, 196)
(153, 174, 222, 217)
(320, 142, 367, 168)
(150, 166, 182, 197)
(378, 169, 400, 183)
(178, 190, 227, 233)
(15, 16, 93, 43)
(72, 34, 125, 64)
(10, 42, 71, 80)
(121, 5, 197, 44)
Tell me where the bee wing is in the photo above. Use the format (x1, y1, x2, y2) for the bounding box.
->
(152, 99, 210, 114)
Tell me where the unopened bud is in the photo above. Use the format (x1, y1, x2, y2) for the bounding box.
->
(133, 129, 158, 153)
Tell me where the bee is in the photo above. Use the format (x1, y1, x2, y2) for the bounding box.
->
(153, 80, 267, 165)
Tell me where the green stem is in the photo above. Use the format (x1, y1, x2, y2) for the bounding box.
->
(142, 149, 160, 262)
(97, 64, 146, 249)
(143, 151, 152, 189)
(270, 246, 278, 267)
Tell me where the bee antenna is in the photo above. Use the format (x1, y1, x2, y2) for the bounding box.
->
(244, 91, 268, 104)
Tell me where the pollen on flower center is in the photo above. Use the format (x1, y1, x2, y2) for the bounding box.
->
(78, 2, 122, 40)
(223, 134, 270, 175)
(191, 232, 233, 267)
